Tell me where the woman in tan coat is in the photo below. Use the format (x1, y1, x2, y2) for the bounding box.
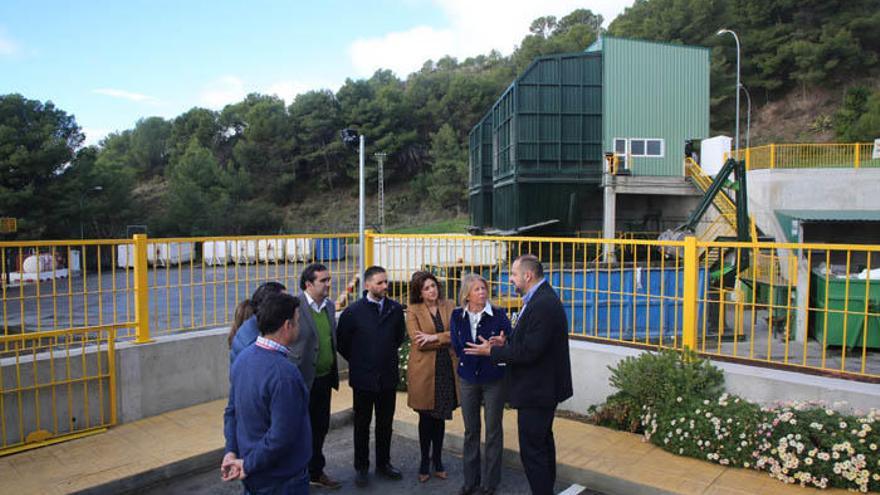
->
(406, 271, 458, 483)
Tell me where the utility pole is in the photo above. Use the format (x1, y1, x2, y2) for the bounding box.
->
(374, 152, 386, 233)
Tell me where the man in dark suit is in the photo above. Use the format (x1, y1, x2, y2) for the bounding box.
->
(337, 265, 406, 487)
(290, 263, 341, 489)
(465, 254, 573, 495)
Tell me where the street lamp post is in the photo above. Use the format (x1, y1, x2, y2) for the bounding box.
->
(741, 83, 752, 151)
(79, 185, 103, 239)
(341, 129, 365, 294)
(717, 28, 741, 155)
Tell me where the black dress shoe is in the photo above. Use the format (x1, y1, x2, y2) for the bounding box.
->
(376, 463, 403, 480)
(458, 486, 477, 495)
(355, 469, 369, 487)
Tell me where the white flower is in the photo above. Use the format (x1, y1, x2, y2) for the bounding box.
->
(676, 396, 683, 403)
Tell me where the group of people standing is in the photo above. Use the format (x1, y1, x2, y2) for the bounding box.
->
(221, 255, 573, 495)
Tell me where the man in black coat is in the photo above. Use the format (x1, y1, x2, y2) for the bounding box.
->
(337, 265, 406, 487)
(465, 254, 573, 495)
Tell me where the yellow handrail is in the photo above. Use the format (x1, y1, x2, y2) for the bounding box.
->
(731, 142, 877, 170)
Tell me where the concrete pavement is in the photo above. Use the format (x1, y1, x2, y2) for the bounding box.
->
(0, 387, 852, 494)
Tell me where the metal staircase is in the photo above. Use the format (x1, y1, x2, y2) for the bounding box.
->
(684, 158, 757, 263)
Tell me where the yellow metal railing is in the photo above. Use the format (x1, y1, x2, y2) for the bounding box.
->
(0, 324, 119, 455)
(369, 233, 880, 381)
(140, 234, 359, 338)
(728, 142, 879, 170)
(2, 232, 879, 456)
(0, 234, 360, 343)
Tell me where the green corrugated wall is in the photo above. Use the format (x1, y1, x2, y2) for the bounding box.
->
(600, 36, 710, 177)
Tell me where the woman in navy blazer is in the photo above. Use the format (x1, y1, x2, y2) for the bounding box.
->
(449, 273, 511, 495)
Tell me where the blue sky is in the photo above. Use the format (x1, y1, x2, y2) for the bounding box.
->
(1, 1, 628, 145)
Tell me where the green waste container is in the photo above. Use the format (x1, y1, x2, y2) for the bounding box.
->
(810, 271, 880, 349)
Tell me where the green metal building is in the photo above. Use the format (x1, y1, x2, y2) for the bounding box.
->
(589, 36, 710, 177)
(468, 36, 710, 233)
(468, 112, 494, 228)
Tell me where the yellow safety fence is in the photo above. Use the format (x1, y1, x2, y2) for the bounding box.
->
(0, 324, 118, 455)
(369, 233, 879, 381)
(0, 234, 359, 344)
(2, 232, 879, 453)
(727, 142, 879, 170)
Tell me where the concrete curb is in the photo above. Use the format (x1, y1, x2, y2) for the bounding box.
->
(75, 409, 355, 495)
(393, 418, 674, 495)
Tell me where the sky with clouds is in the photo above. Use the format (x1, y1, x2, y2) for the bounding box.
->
(1, 1, 630, 146)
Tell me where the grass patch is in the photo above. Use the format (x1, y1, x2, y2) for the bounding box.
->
(388, 216, 468, 234)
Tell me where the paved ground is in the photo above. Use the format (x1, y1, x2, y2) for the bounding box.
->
(0, 391, 856, 495)
(138, 425, 597, 495)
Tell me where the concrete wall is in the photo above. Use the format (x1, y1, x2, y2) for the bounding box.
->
(116, 328, 230, 423)
(5, 329, 877, 445)
(563, 339, 880, 414)
(0, 326, 347, 445)
(747, 168, 880, 243)
(116, 327, 350, 423)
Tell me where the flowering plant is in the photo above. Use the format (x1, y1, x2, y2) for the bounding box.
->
(595, 350, 880, 491)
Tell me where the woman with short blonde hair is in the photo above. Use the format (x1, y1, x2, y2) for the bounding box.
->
(449, 273, 511, 495)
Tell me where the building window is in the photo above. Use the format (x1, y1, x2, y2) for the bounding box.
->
(613, 138, 664, 157)
(631, 139, 645, 156)
(629, 138, 664, 157)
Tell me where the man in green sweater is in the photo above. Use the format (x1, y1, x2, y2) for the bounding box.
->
(291, 263, 341, 489)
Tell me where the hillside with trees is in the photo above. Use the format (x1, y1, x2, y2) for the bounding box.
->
(2, 1, 879, 240)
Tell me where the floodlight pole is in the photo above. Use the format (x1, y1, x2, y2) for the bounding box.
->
(358, 135, 365, 295)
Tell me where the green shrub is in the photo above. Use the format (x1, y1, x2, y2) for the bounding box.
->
(397, 340, 411, 392)
(590, 348, 880, 491)
(589, 349, 724, 430)
(586, 392, 642, 432)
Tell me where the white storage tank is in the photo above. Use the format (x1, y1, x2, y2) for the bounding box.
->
(258, 239, 284, 262)
(699, 135, 733, 176)
(117, 244, 135, 268)
(203, 240, 230, 266)
(285, 238, 312, 262)
(149, 242, 196, 267)
(22, 254, 57, 273)
(230, 240, 257, 264)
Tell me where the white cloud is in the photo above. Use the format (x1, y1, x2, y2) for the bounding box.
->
(348, 0, 629, 78)
(199, 76, 247, 109)
(263, 79, 338, 103)
(82, 128, 114, 147)
(93, 88, 158, 103)
(0, 29, 20, 57)
(199, 76, 340, 109)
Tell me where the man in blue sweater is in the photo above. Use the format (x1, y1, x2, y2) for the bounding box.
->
(222, 293, 312, 495)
